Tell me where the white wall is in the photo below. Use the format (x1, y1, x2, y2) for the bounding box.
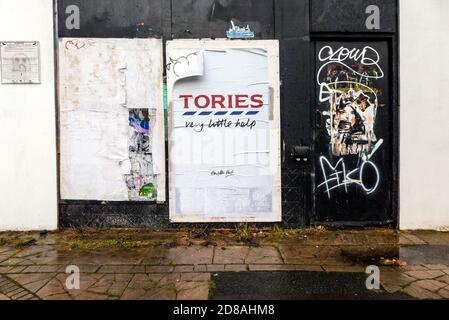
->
(400, 0, 449, 230)
(0, 0, 57, 230)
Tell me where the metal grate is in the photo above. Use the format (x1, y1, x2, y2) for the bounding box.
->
(281, 167, 309, 227)
(0, 274, 40, 300)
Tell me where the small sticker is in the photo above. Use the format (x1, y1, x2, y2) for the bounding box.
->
(226, 20, 255, 39)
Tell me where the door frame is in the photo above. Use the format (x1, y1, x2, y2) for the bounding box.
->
(308, 33, 399, 228)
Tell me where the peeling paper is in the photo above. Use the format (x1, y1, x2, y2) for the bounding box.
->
(167, 40, 281, 223)
(59, 38, 165, 202)
(167, 50, 204, 80)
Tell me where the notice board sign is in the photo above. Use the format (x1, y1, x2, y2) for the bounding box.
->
(167, 39, 281, 223)
(0, 41, 41, 84)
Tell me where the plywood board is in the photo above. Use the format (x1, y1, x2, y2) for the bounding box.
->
(59, 38, 165, 202)
(167, 39, 281, 222)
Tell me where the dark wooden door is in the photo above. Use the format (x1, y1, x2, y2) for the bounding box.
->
(313, 40, 393, 224)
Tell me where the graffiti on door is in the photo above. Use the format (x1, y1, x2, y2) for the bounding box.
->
(317, 138, 383, 199)
(316, 45, 385, 198)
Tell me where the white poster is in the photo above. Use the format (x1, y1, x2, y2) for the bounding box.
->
(167, 39, 281, 222)
(59, 38, 165, 202)
(0, 41, 41, 84)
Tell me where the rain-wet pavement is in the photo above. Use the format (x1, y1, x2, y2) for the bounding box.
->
(400, 246, 449, 265)
(212, 272, 414, 300)
(0, 228, 448, 300)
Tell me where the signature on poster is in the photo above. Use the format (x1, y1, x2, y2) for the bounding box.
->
(211, 170, 235, 177)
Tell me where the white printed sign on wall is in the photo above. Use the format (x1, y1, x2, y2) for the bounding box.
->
(167, 39, 281, 222)
(0, 41, 41, 84)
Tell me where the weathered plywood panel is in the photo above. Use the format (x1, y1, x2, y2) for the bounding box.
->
(171, 0, 274, 39)
(59, 38, 165, 202)
(167, 39, 281, 222)
(310, 0, 397, 33)
(58, 0, 166, 38)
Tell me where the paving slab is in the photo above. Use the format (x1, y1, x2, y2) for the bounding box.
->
(1, 229, 449, 300)
(211, 272, 414, 300)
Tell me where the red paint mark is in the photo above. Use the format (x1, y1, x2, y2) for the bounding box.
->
(65, 39, 96, 50)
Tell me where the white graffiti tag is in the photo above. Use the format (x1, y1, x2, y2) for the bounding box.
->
(317, 139, 383, 199)
(317, 45, 384, 83)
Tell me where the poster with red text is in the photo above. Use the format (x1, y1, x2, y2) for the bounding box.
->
(167, 40, 281, 222)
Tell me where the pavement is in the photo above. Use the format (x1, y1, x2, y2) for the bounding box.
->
(0, 228, 448, 300)
(211, 271, 414, 300)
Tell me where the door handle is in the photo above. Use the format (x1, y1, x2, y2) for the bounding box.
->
(291, 145, 311, 163)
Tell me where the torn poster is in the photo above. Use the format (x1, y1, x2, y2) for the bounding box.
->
(167, 39, 281, 223)
(58, 38, 165, 202)
(317, 45, 384, 157)
(125, 108, 157, 200)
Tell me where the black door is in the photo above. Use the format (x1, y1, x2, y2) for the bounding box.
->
(314, 40, 392, 224)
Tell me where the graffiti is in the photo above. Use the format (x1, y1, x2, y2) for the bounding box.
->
(166, 52, 199, 78)
(317, 45, 384, 157)
(318, 46, 383, 77)
(316, 44, 385, 198)
(124, 109, 157, 201)
(65, 39, 96, 50)
(317, 139, 383, 198)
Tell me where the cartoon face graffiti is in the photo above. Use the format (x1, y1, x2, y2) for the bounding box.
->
(330, 88, 377, 156)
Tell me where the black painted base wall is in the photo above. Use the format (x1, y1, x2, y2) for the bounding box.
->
(59, 168, 310, 228)
(57, 0, 398, 229)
